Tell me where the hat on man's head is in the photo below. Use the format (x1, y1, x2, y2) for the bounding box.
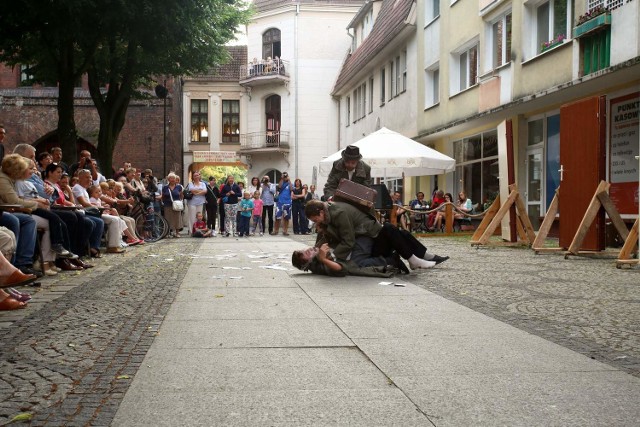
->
(341, 145, 362, 161)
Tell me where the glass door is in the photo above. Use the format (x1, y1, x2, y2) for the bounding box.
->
(526, 149, 543, 230)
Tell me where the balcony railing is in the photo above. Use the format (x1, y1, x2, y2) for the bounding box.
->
(240, 131, 290, 151)
(240, 59, 290, 86)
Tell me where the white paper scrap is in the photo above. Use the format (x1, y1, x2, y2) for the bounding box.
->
(228, 276, 243, 279)
(378, 281, 393, 286)
(394, 283, 407, 287)
(260, 265, 289, 271)
(222, 266, 241, 270)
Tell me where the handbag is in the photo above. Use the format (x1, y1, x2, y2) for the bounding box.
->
(172, 200, 184, 212)
(183, 183, 193, 200)
(168, 186, 184, 211)
(84, 207, 102, 217)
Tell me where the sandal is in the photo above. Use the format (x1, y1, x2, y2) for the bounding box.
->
(90, 248, 102, 258)
(0, 297, 27, 310)
(7, 289, 31, 303)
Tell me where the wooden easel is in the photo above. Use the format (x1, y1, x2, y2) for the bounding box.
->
(470, 184, 536, 247)
(535, 182, 638, 264)
(616, 218, 639, 268)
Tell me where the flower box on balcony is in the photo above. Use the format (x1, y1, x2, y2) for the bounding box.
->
(541, 40, 564, 52)
(573, 12, 611, 38)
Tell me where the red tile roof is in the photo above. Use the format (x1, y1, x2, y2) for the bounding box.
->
(332, 0, 414, 94)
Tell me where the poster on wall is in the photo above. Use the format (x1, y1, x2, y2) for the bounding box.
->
(609, 92, 639, 215)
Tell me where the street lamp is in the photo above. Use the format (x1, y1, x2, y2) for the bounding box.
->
(155, 81, 169, 178)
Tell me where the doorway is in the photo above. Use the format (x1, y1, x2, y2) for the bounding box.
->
(558, 96, 606, 250)
(526, 148, 543, 230)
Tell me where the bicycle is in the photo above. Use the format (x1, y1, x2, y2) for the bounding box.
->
(128, 196, 170, 242)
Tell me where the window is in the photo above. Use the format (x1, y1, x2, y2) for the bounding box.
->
(425, 0, 440, 24)
(369, 77, 374, 113)
(352, 82, 367, 122)
(262, 28, 281, 60)
(453, 130, 499, 209)
(456, 44, 478, 92)
(425, 65, 440, 108)
(380, 68, 386, 106)
(492, 12, 512, 68)
(531, 0, 569, 55)
(191, 99, 208, 143)
(222, 100, 240, 144)
(581, 29, 610, 75)
(346, 96, 351, 125)
(390, 60, 396, 99)
(401, 50, 407, 92)
(526, 114, 560, 212)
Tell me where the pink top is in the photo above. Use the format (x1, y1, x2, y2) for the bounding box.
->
(252, 198, 263, 216)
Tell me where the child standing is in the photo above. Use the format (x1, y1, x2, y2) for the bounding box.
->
(192, 211, 213, 237)
(251, 191, 264, 236)
(238, 191, 254, 237)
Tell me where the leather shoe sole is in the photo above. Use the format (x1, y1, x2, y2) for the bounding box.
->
(106, 247, 126, 254)
(70, 259, 94, 269)
(1, 270, 38, 289)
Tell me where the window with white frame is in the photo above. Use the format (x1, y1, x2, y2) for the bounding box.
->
(221, 100, 240, 143)
(346, 96, 351, 126)
(491, 12, 512, 69)
(191, 99, 208, 143)
(425, 65, 440, 108)
(380, 68, 386, 105)
(453, 43, 478, 93)
(425, 0, 440, 24)
(401, 51, 407, 93)
(525, 0, 570, 56)
(390, 60, 396, 99)
(453, 130, 499, 210)
(369, 76, 374, 113)
(352, 82, 367, 121)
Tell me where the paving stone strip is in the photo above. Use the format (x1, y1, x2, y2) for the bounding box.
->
(0, 240, 199, 426)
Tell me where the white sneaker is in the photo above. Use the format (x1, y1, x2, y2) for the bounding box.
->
(212, 230, 217, 236)
(408, 255, 436, 270)
(259, 232, 263, 236)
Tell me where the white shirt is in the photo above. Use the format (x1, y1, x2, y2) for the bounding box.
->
(72, 184, 91, 204)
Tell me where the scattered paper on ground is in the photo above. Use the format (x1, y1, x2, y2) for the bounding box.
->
(378, 281, 393, 286)
(394, 283, 407, 287)
(260, 265, 289, 271)
(228, 276, 243, 279)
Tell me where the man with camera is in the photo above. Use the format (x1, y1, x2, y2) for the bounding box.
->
(259, 175, 277, 234)
(273, 172, 292, 235)
(69, 150, 98, 180)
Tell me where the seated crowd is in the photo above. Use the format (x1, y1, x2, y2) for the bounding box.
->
(0, 145, 159, 311)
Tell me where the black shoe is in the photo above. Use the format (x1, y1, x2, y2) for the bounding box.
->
(432, 255, 450, 265)
(19, 266, 43, 278)
(392, 252, 410, 274)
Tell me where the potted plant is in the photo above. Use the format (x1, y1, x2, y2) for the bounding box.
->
(573, 6, 611, 38)
(541, 34, 566, 52)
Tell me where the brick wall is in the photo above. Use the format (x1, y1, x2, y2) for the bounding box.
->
(0, 78, 182, 177)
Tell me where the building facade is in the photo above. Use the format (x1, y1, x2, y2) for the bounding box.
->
(414, 0, 639, 243)
(181, 0, 365, 187)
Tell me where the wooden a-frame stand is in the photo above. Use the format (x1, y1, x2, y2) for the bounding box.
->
(533, 181, 638, 264)
(470, 184, 536, 247)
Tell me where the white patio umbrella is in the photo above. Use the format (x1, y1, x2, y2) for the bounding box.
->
(319, 127, 455, 177)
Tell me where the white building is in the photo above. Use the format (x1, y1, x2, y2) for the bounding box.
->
(181, 0, 365, 187)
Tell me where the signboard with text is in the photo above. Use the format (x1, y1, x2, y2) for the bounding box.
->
(609, 92, 639, 215)
(192, 151, 240, 163)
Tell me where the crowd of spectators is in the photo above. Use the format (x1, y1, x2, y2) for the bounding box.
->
(172, 171, 321, 239)
(0, 125, 159, 310)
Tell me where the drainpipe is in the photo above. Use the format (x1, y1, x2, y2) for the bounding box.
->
(294, 2, 300, 177)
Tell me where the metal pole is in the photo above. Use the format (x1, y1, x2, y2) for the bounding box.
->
(163, 79, 167, 179)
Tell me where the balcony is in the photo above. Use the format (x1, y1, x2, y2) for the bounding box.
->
(239, 59, 290, 88)
(239, 131, 290, 154)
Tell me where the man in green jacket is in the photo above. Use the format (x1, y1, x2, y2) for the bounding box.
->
(304, 200, 448, 271)
(323, 145, 373, 200)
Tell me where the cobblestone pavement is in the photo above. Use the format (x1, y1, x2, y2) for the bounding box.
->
(0, 233, 638, 425)
(409, 235, 640, 378)
(0, 239, 199, 426)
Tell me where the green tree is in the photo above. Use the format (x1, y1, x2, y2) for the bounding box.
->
(0, 0, 250, 173)
(0, 1, 102, 161)
(87, 0, 251, 174)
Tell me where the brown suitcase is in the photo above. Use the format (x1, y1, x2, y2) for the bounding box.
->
(333, 179, 377, 209)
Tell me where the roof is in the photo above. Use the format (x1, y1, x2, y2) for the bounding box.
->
(332, 0, 415, 94)
(253, 0, 365, 14)
(185, 45, 248, 82)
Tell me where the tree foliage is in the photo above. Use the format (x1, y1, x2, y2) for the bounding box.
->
(0, 0, 251, 174)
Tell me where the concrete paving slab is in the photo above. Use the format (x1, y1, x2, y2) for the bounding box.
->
(151, 318, 353, 348)
(123, 347, 384, 392)
(394, 371, 640, 426)
(295, 274, 427, 296)
(112, 389, 429, 427)
(353, 335, 615, 377)
(168, 287, 327, 320)
(312, 293, 441, 315)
